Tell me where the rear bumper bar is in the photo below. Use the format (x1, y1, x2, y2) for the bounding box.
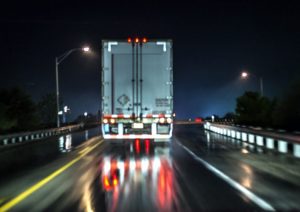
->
(102, 134, 172, 139)
(101, 123, 173, 139)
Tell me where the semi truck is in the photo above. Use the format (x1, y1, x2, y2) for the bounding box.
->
(101, 38, 173, 141)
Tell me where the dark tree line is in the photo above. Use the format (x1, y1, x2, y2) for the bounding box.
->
(272, 79, 300, 130)
(37, 93, 57, 127)
(0, 87, 56, 133)
(234, 79, 300, 131)
(235, 92, 276, 127)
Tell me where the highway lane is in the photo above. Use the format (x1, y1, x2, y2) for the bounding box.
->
(0, 127, 102, 201)
(176, 124, 300, 210)
(0, 124, 278, 211)
(0, 127, 102, 179)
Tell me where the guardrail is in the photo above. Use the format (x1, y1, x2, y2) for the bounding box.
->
(0, 124, 83, 146)
(204, 122, 300, 158)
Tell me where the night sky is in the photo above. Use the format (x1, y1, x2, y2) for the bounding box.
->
(1, 0, 300, 120)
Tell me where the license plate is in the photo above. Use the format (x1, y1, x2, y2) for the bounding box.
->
(132, 123, 144, 129)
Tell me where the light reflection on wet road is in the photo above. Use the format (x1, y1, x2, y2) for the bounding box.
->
(100, 141, 181, 212)
(93, 139, 261, 212)
(1, 125, 300, 211)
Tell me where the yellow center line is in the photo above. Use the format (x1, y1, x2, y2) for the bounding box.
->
(0, 139, 103, 212)
(79, 146, 91, 155)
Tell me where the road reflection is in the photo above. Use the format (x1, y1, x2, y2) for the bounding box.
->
(58, 134, 72, 153)
(100, 140, 178, 212)
(240, 164, 253, 189)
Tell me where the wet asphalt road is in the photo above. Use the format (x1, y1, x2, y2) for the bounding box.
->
(0, 124, 300, 211)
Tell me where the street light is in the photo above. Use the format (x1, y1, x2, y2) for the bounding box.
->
(55, 46, 90, 128)
(241, 72, 248, 78)
(83, 47, 90, 52)
(240, 71, 264, 96)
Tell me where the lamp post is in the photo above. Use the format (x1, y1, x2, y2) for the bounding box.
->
(241, 71, 264, 96)
(56, 47, 90, 128)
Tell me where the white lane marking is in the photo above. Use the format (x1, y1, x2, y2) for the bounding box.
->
(176, 141, 275, 211)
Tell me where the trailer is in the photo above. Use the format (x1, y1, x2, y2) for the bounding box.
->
(101, 38, 173, 141)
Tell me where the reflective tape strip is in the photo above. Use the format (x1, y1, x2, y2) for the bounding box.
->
(103, 134, 172, 139)
(104, 114, 171, 119)
(156, 41, 167, 52)
(104, 114, 133, 119)
(108, 42, 118, 52)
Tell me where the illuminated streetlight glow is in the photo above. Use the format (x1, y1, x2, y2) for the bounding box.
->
(241, 72, 248, 78)
(240, 71, 264, 96)
(83, 47, 90, 52)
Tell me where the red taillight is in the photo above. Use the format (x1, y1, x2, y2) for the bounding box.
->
(195, 118, 203, 123)
(128, 37, 132, 43)
(142, 37, 147, 43)
(135, 38, 139, 43)
(158, 114, 164, 118)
